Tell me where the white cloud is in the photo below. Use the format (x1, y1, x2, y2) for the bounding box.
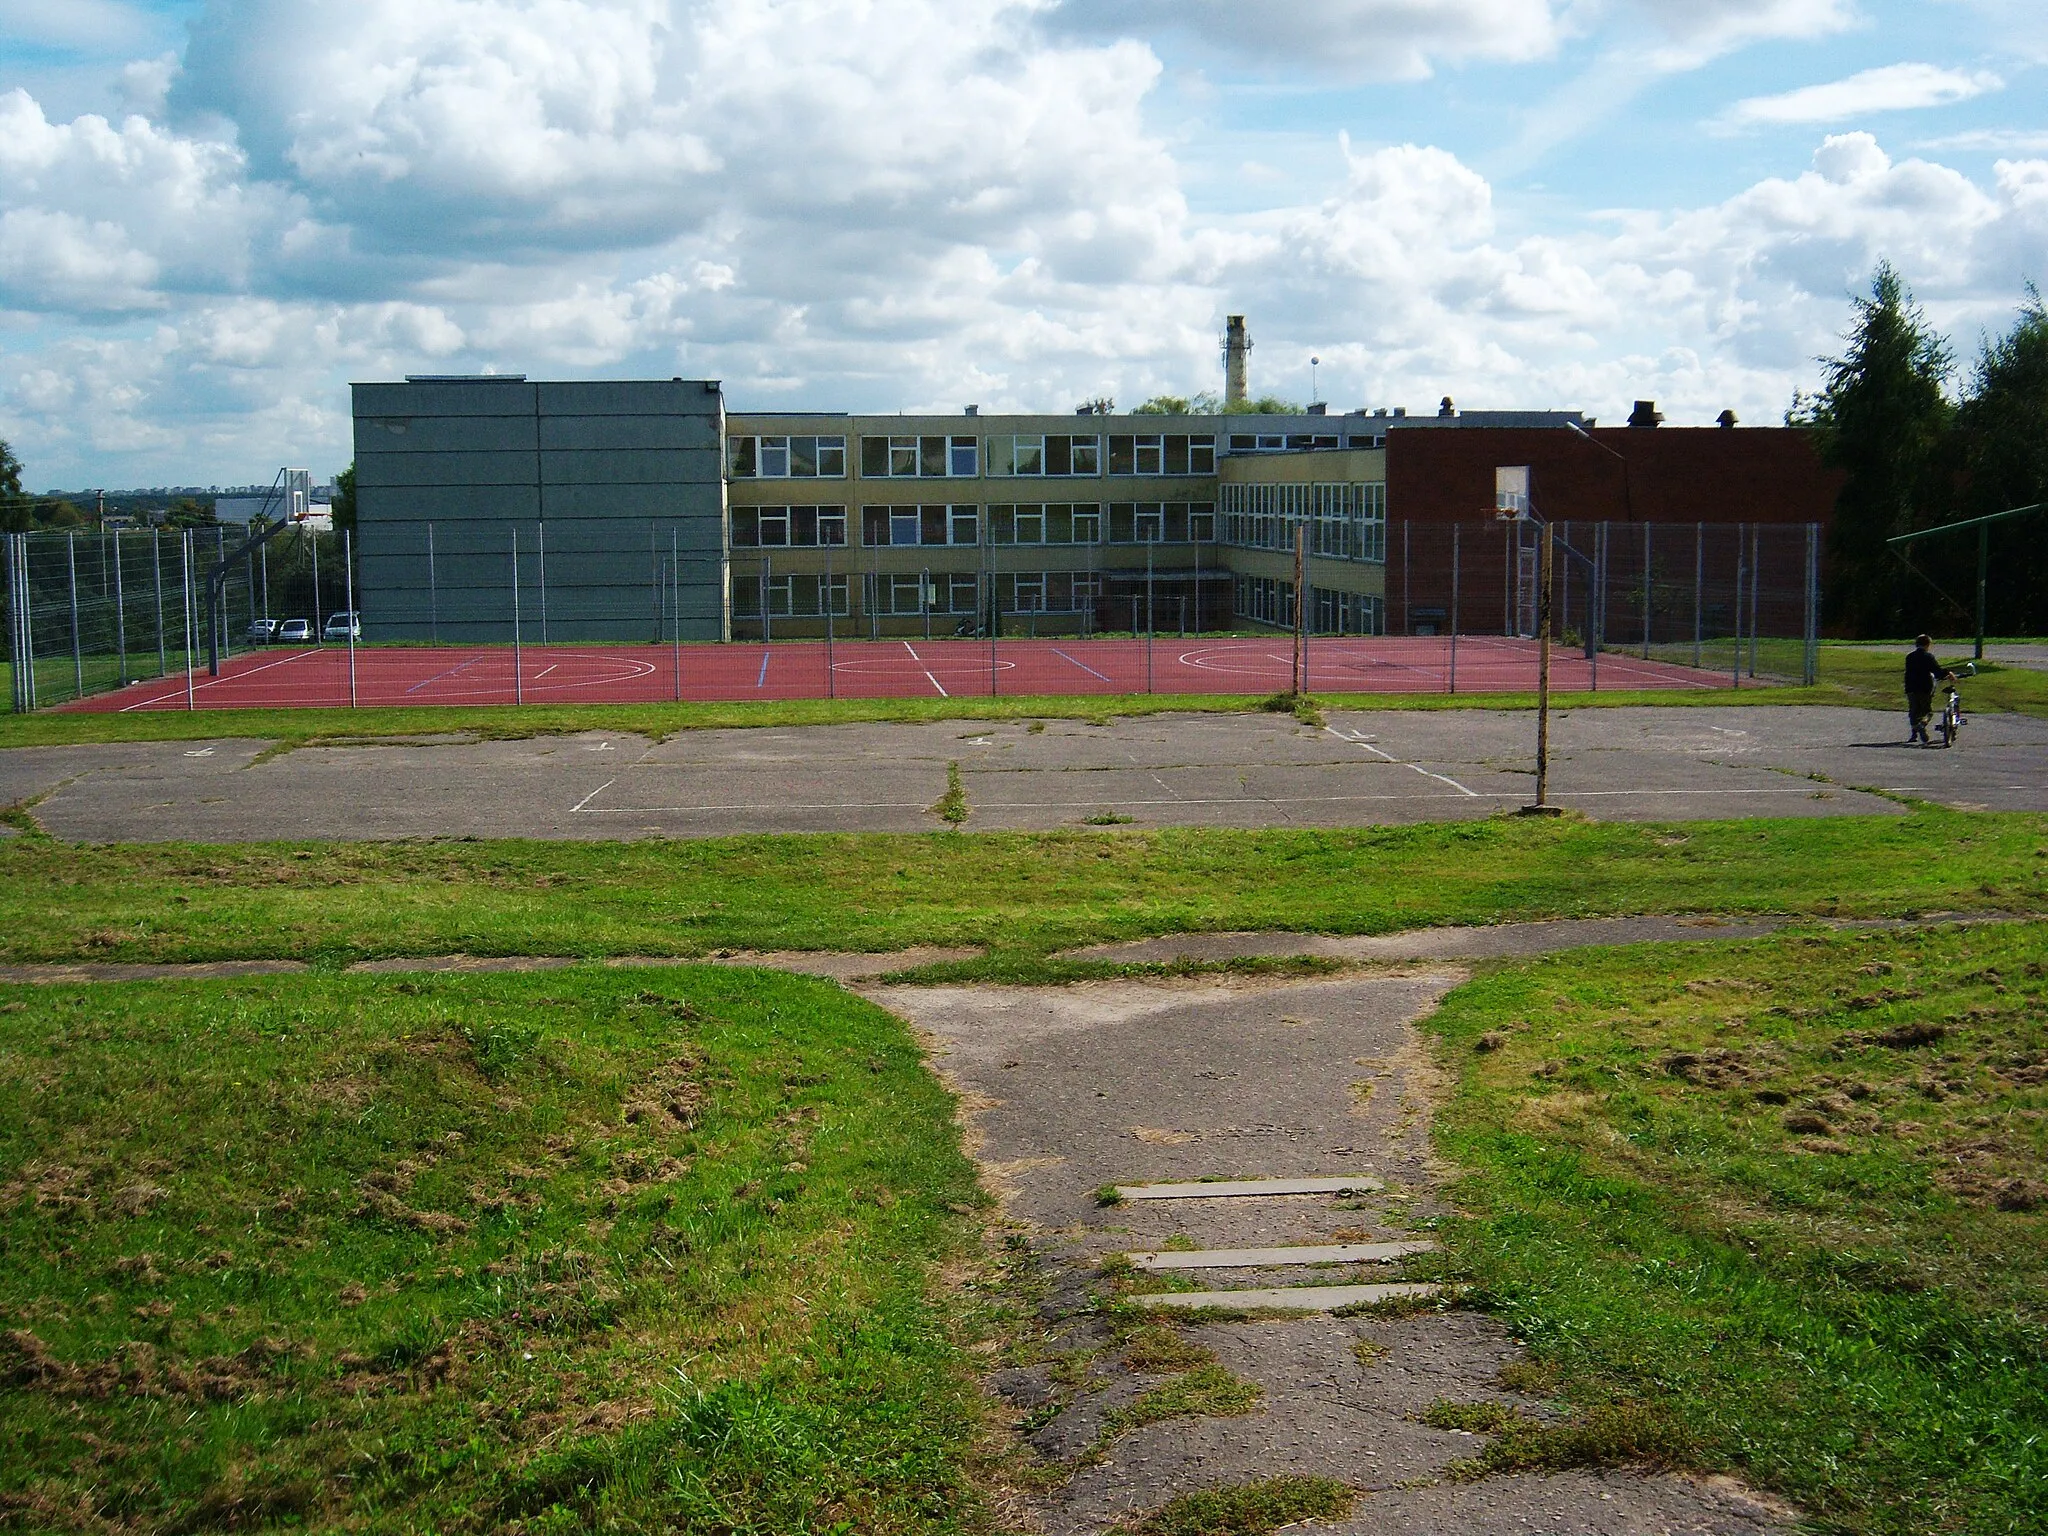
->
(1914, 128, 2048, 154)
(0, 0, 2042, 485)
(1048, 0, 1564, 80)
(1718, 63, 2003, 130)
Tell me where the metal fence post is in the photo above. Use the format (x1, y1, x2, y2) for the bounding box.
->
(153, 531, 165, 677)
(1642, 522, 1653, 660)
(673, 529, 684, 702)
(1748, 524, 1761, 679)
(1148, 539, 1158, 694)
(537, 520, 548, 646)
(824, 537, 836, 700)
(1591, 523, 1604, 692)
(1804, 522, 1820, 685)
(1693, 522, 1703, 670)
(113, 531, 127, 686)
(67, 531, 83, 699)
(311, 533, 323, 645)
(427, 522, 438, 643)
(1732, 523, 1744, 690)
(511, 527, 523, 705)
(5, 536, 22, 713)
(1449, 523, 1460, 694)
(344, 528, 358, 708)
(182, 532, 196, 710)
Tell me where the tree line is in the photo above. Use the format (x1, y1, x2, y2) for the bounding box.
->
(1797, 264, 2048, 638)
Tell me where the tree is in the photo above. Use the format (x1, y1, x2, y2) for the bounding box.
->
(165, 497, 217, 529)
(1801, 263, 1955, 637)
(332, 464, 356, 537)
(1132, 391, 1223, 415)
(37, 499, 87, 529)
(1953, 286, 2048, 633)
(0, 438, 26, 533)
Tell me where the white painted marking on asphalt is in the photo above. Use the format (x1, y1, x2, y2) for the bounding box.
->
(568, 778, 617, 813)
(184, 748, 214, 757)
(1408, 763, 1480, 797)
(1327, 724, 1469, 793)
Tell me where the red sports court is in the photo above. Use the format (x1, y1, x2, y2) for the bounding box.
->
(70, 634, 1740, 712)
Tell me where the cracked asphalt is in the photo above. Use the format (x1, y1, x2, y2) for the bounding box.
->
(3, 704, 2043, 841)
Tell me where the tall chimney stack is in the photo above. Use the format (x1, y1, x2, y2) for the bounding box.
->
(1224, 315, 1251, 408)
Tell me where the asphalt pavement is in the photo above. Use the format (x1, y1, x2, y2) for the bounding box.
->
(2, 704, 2043, 842)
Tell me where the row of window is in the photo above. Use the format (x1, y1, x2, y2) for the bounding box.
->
(1233, 576, 1386, 635)
(727, 432, 1221, 480)
(731, 503, 1219, 549)
(730, 570, 1106, 619)
(1218, 482, 1388, 563)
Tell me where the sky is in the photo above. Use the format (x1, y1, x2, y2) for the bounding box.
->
(0, 0, 2042, 489)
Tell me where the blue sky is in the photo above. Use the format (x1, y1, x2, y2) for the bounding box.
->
(0, 0, 2042, 487)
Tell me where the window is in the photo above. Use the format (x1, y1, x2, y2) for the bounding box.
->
(728, 435, 846, 479)
(1108, 502, 1205, 543)
(1107, 434, 1217, 476)
(731, 505, 848, 547)
(1234, 574, 1296, 628)
(989, 504, 1101, 545)
(987, 434, 1101, 477)
(862, 505, 979, 547)
(859, 435, 980, 477)
(1012, 572, 1046, 612)
(1217, 482, 1383, 563)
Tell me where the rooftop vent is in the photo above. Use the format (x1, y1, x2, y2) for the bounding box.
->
(965, 404, 979, 416)
(1718, 409, 1738, 428)
(1438, 396, 1456, 418)
(1628, 399, 1664, 428)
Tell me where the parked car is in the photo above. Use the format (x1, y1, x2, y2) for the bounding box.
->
(323, 611, 361, 642)
(244, 618, 280, 644)
(277, 618, 314, 642)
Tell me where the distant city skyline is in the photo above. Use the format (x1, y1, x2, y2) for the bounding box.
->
(1, 0, 2042, 487)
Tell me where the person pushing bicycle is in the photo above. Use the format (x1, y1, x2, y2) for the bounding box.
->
(1904, 634, 1955, 745)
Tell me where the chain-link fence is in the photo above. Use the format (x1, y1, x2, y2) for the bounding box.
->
(3, 525, 355, 712)
(7, 518, 1821, 711)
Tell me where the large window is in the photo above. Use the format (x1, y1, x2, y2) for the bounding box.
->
(729, 435, 846, 479)
(880, 572, 979, 615)
(1107, 434, 1216, 476)
(988, 503, 1102, 545)
(1219, 482, 1383, 563)
(731, 505, 848, 547)
(985, 434, 1101, 477)
(859, 435, 980, 478)
(861, 505, 979, 546)
(1235, 574, 1296, 628)
(1105, 502, 1216, 544)
(1226, 432, 1339, 454)
(731, 572, 850, 618)
(994, 571, 1093, 614)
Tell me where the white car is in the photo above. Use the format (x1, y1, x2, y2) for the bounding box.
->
(278, 618, 314, 642)
(323, 611, 361, 641)
(244, 618, 281, 644)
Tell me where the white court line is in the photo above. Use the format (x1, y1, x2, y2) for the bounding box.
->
(1325, 725, 1479, 795)
(534, 664, 558, 680)
(925, 671, 950, 697)
(903, 640, 923, 661)
(118, 647, 322, 711)
(568, 778, 617, 813)
(575, 799, 931, 814)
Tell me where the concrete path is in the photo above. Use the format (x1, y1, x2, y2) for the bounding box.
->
(5, 705, 2045, 841)
(868, 969, 1795, 1534)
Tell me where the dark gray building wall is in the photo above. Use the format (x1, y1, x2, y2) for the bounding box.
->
(353, 378, 728, 642)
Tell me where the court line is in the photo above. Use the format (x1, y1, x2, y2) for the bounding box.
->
(903, 640, 923, 662)
(925, 671, 950, 697)
(1324, 725, 1478, 795)
(404, 651, 487, 696)
(569, 778, 617, 813)
(756, 650, 772, 689)
(119, 647, 324, 711)
(534, 664, 558, 681)
(1051, 648, 1114, 683)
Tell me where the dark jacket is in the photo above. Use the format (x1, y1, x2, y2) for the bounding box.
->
(1904, 649, 1946, 692)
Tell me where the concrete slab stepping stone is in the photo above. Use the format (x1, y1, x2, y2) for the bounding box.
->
(1134, 1281, 1445, 1312)
(1126, 1240, 1436, 1269)
(1114, 1174, 1383, 1200)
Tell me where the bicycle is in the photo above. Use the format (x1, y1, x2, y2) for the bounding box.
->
(1936, 662, 1976, 748)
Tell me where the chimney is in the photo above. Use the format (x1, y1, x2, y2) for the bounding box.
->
(1628, 399, 1664, 428)
(1438, 396, 1456, 418)
(1718, 409, 1738, 428)
(1223, 315, 1251, 408)
(965, 404, 979, 416)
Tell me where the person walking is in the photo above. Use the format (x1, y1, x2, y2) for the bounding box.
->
(1903, 633, 1952, 745)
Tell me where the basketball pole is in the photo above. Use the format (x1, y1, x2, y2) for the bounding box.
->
(1519, 521, 1562, 816)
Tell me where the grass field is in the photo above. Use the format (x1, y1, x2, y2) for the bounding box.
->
(0, 965, 997, 1534)
(0, 810, 2044, 966)
(1425, 920, 2048, 1535)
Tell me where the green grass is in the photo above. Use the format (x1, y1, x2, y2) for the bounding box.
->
(0, 810, 2043, 967)
(1123, 1475, 1355, 1536)
(1424, 920, 2048, 1534)
(0, 965, 996, 1534)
